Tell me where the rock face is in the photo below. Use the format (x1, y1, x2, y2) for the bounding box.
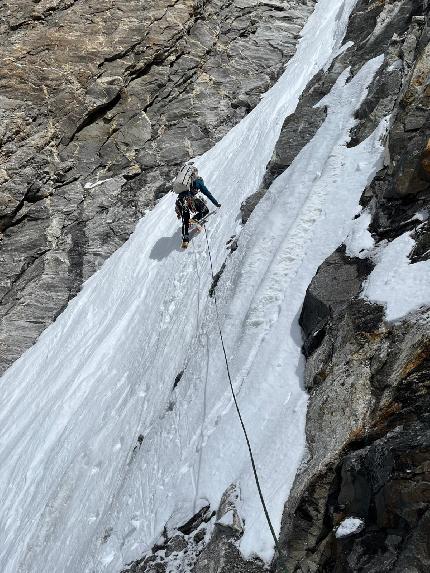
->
(244, 0, 428, 221)
(269, 1, 430, 571)
(280, 303, 430, 572)
(0, 0, 316, 374)
(299, 247, 374, 360)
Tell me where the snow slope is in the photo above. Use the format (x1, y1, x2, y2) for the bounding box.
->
(0, 1, 388, 571)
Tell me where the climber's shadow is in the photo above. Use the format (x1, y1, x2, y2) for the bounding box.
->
(149, 228, 183, 260)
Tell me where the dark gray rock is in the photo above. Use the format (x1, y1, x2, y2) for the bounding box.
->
(240, 187, 267, 224)
(193, 535, 266, 573)
(193, 485, 264, 573)
(366, 12, 430, 238)
(299, 247, 374, 358)
(410, 220, 430, 263)
(214, 483, 244, 537)
(278, 300, 430, 572)
(121, 505, 215, 572)
(122, 483, 266, 573)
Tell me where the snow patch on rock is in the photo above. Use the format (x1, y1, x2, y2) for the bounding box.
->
(344, 211, 375, 258)
(335, 517, 365, 538)
(362, 232, 430, 321)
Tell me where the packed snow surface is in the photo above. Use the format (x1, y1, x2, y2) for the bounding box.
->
(0, 1, 389, 571)
(363, 232, 430, 321)
(335, 517, 365, 538)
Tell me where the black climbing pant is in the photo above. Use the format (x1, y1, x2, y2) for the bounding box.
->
(176, 195, 209, 241)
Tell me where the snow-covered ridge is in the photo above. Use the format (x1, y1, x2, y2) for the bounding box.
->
(0, 1, 392, 571)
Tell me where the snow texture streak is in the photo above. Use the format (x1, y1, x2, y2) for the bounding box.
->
(0, 1, 389, 571)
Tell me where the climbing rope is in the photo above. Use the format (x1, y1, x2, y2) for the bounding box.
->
(202, 225, 285, 563)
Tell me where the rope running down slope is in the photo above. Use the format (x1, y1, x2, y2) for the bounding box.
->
(202, 224, 284, 563)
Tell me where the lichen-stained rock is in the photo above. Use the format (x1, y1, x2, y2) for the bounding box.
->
(0, 0, 317, 373)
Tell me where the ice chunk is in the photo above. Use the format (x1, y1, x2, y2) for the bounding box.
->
(335, 517, 364, 538)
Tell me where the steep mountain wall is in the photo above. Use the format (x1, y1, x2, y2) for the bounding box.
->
(0, 0, 315, 374)
(0, 1, 429, 572)
(270, 1, 430, 571)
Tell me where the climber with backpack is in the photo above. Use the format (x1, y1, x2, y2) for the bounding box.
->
(173, 163, 221, 249)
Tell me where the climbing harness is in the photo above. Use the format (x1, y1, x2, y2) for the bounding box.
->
(202, 225, 285, 564)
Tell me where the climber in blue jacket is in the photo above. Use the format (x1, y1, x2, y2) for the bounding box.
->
(192, 175, 221, 207)
(175, 166, 221, 248)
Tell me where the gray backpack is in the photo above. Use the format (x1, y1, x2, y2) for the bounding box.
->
(173, 163, 195, 194)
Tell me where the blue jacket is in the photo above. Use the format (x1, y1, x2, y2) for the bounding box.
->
(192, 177, 219, 206)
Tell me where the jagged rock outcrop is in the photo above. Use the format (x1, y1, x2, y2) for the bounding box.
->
(123, 484, 266, 573)
(0, 0, 316, 374)
(271, 2, 430, 571)
(280, 301, 430, 572)
(192, 484, 266, 573)
(122, 505, 216, 573)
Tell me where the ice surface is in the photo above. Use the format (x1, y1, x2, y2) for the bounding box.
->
(362, 232, 430, 321)
(335, 517, 364, 538)
(0, 1, 390, 571)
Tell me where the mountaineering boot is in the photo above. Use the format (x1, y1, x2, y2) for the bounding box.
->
(181, 234, 189, 249)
